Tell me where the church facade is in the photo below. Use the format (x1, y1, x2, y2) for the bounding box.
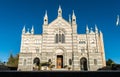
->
(18, 6, 106, 71)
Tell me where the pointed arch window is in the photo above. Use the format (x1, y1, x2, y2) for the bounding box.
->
(23, 59, 26, 66)
(94, 59, 97, 65)
(56, 34, 58, 43)
(62, 34, 65, 43)
(48, 59, 51, 62)
(59, 34, 61, 42)
(69, 59, 72, 65)
(55, 34, 65, 43)
(55, 28, 65, 43)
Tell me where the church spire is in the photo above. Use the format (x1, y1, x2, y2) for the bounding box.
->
(58, 5, 62, 17)
(22, 25, 26, 34)
(95, 24, 98, 33)
(86, 24, 89, 34)
(69, 14, 71, 24)
(72, 10, 76, 19)
(45, 10, 48, 18)
(44, 10, 48, 25)
(72, 10, 76, 24)
(31, 25, 34, 34)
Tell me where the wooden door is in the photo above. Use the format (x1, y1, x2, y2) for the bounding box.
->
(57, 56, 62, 69)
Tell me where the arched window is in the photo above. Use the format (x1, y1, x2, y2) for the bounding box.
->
(56, 34, 58, 43)
(48, 59, 51, 62)
(62, 34, 65, 43)
(73, 19, 75, 21)
(69, 59, 72, 65)
(94, 59, 97, 65)
(23, 59, 26, 66)
(93, 47, 98, 53)
(59, 34, 61, 42)
(91, 39, 95, 44)
(79, 41, 86, 44)
(55, 29, 65, 43)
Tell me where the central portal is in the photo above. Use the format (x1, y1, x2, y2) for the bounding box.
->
(57, 55, 63, 69)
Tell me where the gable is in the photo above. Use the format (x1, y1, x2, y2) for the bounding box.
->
(48, 17, 71, 28)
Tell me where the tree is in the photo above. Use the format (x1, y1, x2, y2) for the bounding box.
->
(98, 59, 116, 70)
(7, 53, 19, 67)
(14, 54, 19, 67)
(7, 53, 14, 66)
(106, 59, 115, 66)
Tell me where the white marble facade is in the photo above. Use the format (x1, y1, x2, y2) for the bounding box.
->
(18, 6, 106, 71)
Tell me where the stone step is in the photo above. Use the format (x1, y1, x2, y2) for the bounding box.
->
(52, 68, 68, 71)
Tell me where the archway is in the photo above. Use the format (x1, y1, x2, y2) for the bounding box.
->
(80, 57, 88, 71)
(33, 57, 40, 66)
(33, 57, 40, 70)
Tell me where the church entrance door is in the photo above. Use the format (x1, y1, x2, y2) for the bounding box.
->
(57, 55, 63, 69)
(80, 57, 88, 71)
(33, 57, 40, 71)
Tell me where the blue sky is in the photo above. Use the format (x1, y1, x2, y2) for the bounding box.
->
(0, 0, 120, 63)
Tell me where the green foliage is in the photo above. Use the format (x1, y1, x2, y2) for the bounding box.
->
(49, 65, 55, 68)
(38, 62, 54, 70)
(7, 53, 19, 67)
(106, 59, 115, 66)
(63, 65, 68, 68)
(40, 62, 50, 66)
